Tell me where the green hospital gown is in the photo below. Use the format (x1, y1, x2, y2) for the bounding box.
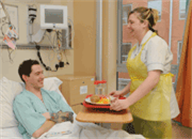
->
(13, 88, 73, 139)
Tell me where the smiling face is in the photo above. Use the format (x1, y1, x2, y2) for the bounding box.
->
(127, 13, 148, 41)
(24, 64, 44, 90)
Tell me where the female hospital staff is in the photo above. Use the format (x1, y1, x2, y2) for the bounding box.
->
(110, 7, 174, 138)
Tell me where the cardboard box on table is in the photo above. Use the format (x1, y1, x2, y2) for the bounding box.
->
(57, 75, 123, 130)
(56, 75, 95, 114)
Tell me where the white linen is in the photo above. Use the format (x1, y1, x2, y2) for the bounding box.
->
(0, 77, 23, 128)
(0, 127, 23, 138)
(1, 122, 145, 139)
(35, 121, 145, 139)
(0, 122, 145, 139)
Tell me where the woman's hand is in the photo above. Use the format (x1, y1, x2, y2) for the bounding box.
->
(110, 99, 129, 111)
(109, 90, 123, 98)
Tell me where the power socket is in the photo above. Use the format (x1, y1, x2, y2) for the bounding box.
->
(59, 61, 64, 68)
(55, 61, 64, 70)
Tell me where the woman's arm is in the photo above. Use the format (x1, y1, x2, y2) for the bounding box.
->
(110, 81, 131, 97)
(110, 70, 161, 111)
(126, 70, 161, 106)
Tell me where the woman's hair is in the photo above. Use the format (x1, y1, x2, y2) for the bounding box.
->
(128, 7, 159, 33)
(18, 59, 40, 83)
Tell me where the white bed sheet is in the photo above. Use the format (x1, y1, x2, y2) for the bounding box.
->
(1, 119, 145, 139)
(0, 127, 23, 139)
(35, 121, 145, 139)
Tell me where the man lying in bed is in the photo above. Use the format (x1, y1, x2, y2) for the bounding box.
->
(13, 59, 74, 139)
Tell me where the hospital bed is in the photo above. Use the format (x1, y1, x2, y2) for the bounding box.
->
(0, 76, 145, 139)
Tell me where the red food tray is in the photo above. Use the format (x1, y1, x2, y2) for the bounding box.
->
(83, 94, 126, 109)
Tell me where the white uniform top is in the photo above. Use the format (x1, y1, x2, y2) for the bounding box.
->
(131, 30, 173, 74)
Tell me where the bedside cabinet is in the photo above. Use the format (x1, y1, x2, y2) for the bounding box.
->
(56, 75, 95, 114)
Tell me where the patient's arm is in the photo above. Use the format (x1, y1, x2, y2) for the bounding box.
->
(32, 112, 54, 138)
(32, 111, 74, 138)
(50, 111, 74, 123)
(32, 120, 55, 138)
(42, 112, 51, 119)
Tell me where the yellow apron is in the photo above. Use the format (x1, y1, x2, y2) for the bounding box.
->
(126, 33, 173, 138)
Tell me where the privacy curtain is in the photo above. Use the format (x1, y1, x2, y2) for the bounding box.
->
(174, 0, 192, 128)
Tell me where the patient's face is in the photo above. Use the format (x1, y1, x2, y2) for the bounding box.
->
(27, 65, 44, 89)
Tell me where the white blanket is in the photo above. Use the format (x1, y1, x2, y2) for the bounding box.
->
(35, 121, 145, 139)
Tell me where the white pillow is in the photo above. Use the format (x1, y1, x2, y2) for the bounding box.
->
(0, 77, 64, 128)
(43, 77, 68, 104)
(0, 77, 23, 128)
(43, 77, 62, 91)
(0, 127, 23, 138)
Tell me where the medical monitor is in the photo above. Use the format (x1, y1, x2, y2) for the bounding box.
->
(40, 5, 68, 29)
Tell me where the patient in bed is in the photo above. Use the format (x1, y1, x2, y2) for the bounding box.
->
(13, 59, 74, 139)
(12, 59, 143, 139)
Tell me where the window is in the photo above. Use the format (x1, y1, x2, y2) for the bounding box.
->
(179, 0, 187, 20)
(123, 4, 132, 25)
(117, 0, 187, 90)
(148, 0, 162, 22)
(121, 43, 132, 63)
(177, 41, 182, 64)
(118, 78, 131, 92)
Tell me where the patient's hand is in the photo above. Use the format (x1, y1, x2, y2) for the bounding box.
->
(50, 111, 74, 123)
(42, 112, 51, 119)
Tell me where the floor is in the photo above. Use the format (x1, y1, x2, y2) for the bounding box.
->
(122, 120, 192, 139)
(172, 121, 192, 139)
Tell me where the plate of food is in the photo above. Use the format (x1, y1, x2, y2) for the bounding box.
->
(83, 94, 125, 109)
(85, 95, 111, 105)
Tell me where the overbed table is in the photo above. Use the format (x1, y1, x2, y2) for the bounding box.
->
(76, 106, 133, 123)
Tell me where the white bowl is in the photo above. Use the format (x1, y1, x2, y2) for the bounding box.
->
(109, 95, 116, 101)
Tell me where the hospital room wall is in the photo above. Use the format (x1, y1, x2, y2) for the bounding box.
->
(0, 0, 117, 94)
(0, 0, 74, 82)
(73, 0, 96, 77)
(73, 0, 117, 94)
